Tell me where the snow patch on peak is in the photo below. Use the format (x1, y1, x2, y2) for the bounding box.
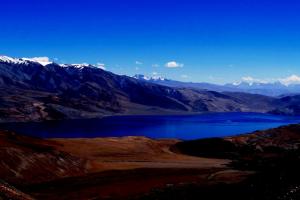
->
(232, 81, 241, 86)
(22, 57, 52, 66)
(0, 55, 28, 65)
(72, 63, 91, 68)
(133, 74, 165, 81)
(60, 63, 93, 69)
(0, 55, 52, 66)
(151, 75, 165, 81)
(279, 75, 300, 86)
(133, 74, 150, 80)
(231, 75, 300, 87)
(0, 55, 102, 70)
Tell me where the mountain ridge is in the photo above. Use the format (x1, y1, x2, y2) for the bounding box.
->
(0, 56, 299, 122)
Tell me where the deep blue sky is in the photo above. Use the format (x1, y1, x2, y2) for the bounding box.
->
(1, 0, 300, 83)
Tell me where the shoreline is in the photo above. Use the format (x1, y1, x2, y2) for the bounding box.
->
(1, 110, 299, 124)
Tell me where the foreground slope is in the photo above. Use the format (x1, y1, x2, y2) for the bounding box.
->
(0, 130, 86, 186)
(2, 124, 300, 199)
(0, 130, 231, 200)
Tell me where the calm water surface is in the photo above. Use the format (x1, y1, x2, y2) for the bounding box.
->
(1, 112, 300, 140)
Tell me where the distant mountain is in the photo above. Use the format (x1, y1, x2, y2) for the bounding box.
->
(225, 81, 300, 96)
(0, 56, 299, 122)
(133, 74, 228, 91)
(133, 74, 300, 96)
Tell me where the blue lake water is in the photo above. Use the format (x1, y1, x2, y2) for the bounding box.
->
(1, 112, 300, 140)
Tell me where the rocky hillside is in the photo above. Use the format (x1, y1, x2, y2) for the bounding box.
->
(174, 123, 300, 161)
(169, 123, 300, 200)
(0, 130, 86, 187)
(0, 180, 34, 200)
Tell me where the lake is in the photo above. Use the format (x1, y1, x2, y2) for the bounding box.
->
(1, 112, 300, 140)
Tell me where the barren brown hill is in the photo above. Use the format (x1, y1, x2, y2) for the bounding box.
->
(0, 130, 86, 187)
(0, 130, 249, 200)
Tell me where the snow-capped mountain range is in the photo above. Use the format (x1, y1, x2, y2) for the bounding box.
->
(1, 55, 299, 97)
(0, 55, 52, 66)
(1, 55, 300, 122)
(0, 55, 94, 69)
(134, 74, 300, 96)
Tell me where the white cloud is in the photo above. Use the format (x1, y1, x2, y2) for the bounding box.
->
(96, 63, 106, 70)
(152, 64, 159, 67)
(135, 61, 143, 65)
(279, 75, 300, 86)
(181, 74, 189, 79)
(22, 57, 52, 66)
(152, 72, 158, 75)
(165, 61, 184, 68)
